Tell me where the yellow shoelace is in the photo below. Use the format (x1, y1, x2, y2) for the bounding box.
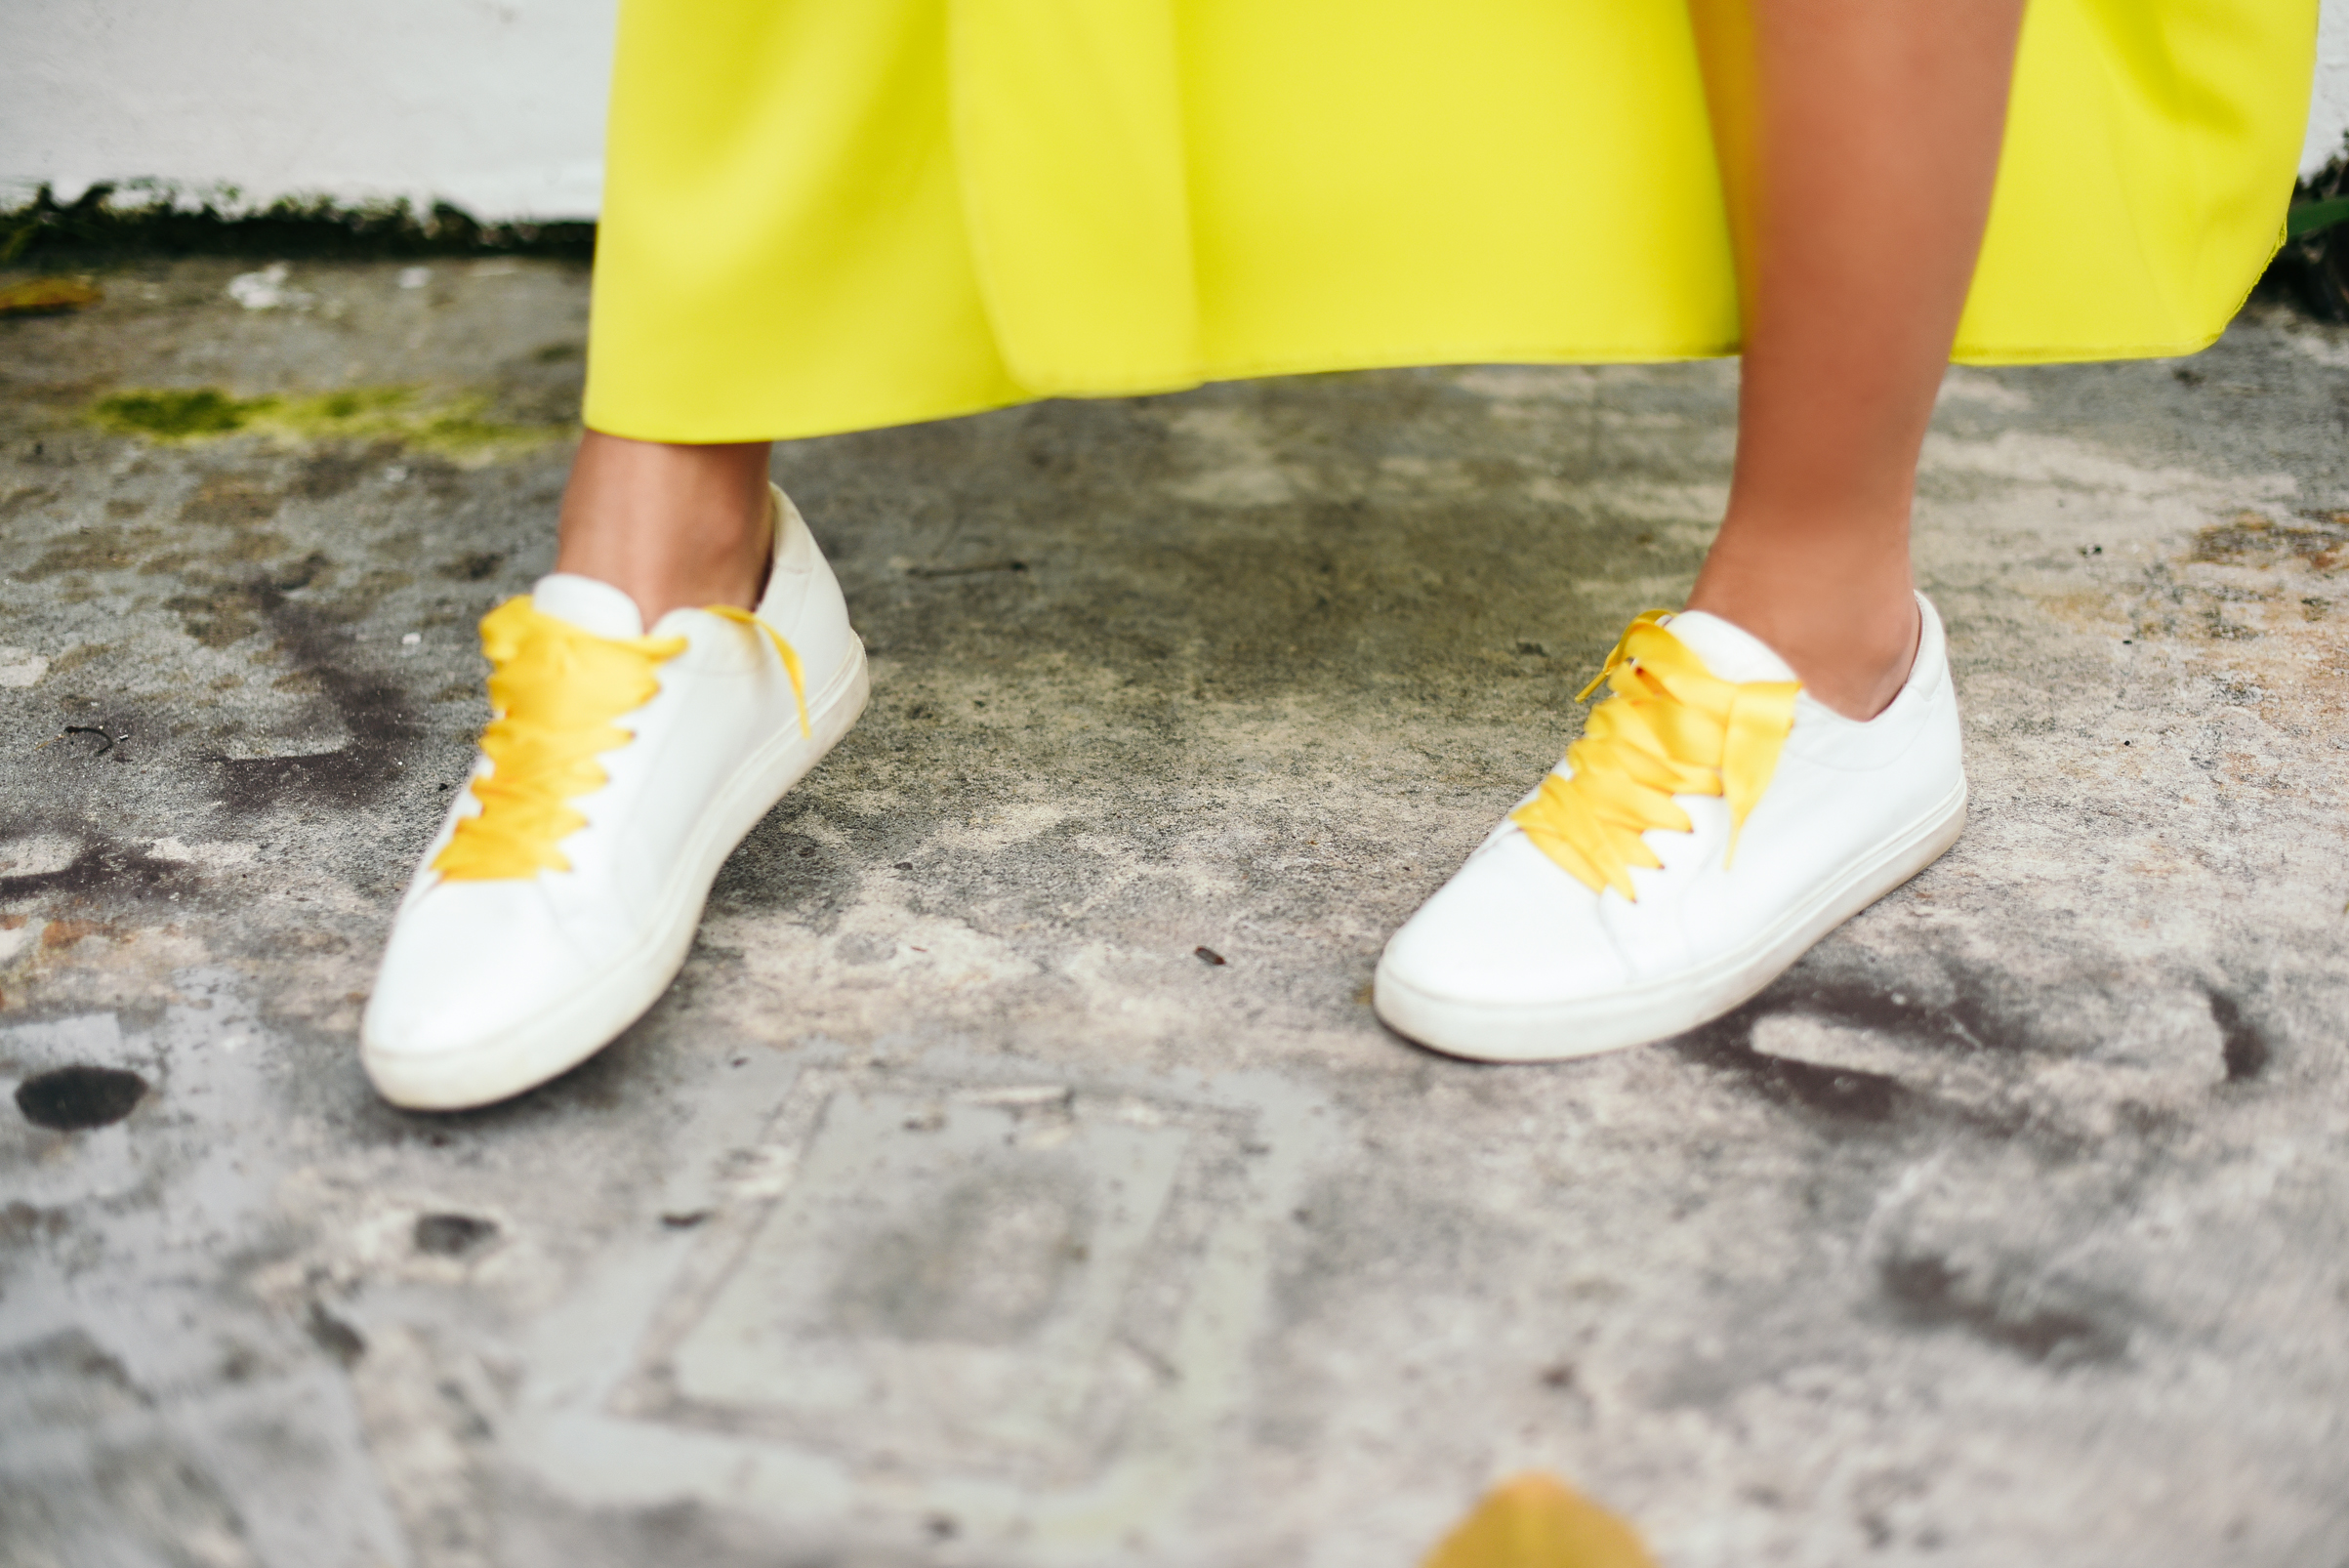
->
(433, 598, 809, 882)
(1510, 612, 1800, 902)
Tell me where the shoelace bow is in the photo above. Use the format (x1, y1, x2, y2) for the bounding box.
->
(433, 598, 809, 882)
(1510, 612, 1800, 901)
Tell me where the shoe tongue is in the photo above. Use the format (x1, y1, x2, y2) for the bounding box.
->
(530, 574, 644, 640)
(1660, 611, 1798, 684)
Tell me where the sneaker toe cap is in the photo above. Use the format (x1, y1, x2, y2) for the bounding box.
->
(1379, 833, 1633, 1006)
(363, 881, 599, 1061)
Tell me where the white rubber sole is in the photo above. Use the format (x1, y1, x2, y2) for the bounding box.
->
(363, 642, 871, 1110)
(1373, 778, 1968, 1064)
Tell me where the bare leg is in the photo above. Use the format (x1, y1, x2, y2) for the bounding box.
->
(554, 430, 775, 623)
(1685, 0, 2027, 718)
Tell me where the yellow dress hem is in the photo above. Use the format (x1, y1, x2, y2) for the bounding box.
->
(582, 0, 2318, 443)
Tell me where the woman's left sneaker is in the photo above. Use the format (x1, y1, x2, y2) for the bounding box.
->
(361, 484, 868, 1109)
(1375, 594, 1966, 1063)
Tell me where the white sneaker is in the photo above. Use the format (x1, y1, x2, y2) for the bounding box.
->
(362, 485, 869, 1109)
(1375, 593, 1966, 1062)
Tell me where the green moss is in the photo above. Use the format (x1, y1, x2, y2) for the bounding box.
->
(87, 384, 566, 461)
(92, 388, 272, 437)
(271, 387, 417, 436)
(410, 406, 553, 459)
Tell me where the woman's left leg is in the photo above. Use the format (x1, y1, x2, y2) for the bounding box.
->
(1682, 0, 2028, 720)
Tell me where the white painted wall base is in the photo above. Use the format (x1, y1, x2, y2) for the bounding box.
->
(3, 0, 2346, 222)
(2314, 0, 2349, 175)
(2, 0, 617, 219)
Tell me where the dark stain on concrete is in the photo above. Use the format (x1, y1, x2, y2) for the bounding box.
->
(1877, 1252, 2130, 1367)
(2206, 990, 2270, 1082)
(213, 576, 422, 814)
(1666, 952, 2105, 1135)
(0, 1329, 152, 1427)
(0, 483, 59, 520)
(709, 811, 864, 928)
(0, 1328, 140, 1397)
(0, 836, 198, 903)
(305, 1301, 367, 1367)
(414, 1212, 500, 1258)
(177, 473, 281, 530)
(267, 550, 335, 593)
(42, 643, 109, 679)
(164, 585, 268, 648)
(15, 1064, 147, 1131)
(144, 489, 330, 640)
(21, 520, 169, 582)
(0, 1201, 70, 1250)
(1777, 964, 2048, 1058)
(2188, 511, 2349, 572)
(1756, 1054, 1906, 1122)
(1675, 1012, 1913, 1127)
(288, 441, 398, 502)
(440, 550, 508, 582)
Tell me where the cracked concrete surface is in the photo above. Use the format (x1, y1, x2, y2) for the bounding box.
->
(3, 257, 2348, 1567)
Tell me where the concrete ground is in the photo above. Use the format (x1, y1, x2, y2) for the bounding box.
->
(3, 257, 2347, 1568)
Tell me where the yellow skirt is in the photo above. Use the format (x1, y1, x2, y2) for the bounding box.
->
(583, 0, 2318, 444)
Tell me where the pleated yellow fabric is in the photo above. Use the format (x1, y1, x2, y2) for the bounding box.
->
(584, 0, 2318, 444)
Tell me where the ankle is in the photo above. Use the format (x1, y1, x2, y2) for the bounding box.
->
(1683, 587, 1918, 720)
(554, 511, 770, 625)
(554, 433, 775, 623)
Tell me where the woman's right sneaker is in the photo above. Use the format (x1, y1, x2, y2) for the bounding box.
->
(1375, 593, 1966, 1062)
(362, 484, 869, 1110)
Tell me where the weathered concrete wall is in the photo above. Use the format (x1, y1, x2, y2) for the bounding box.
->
(4, 0, 2347, 218)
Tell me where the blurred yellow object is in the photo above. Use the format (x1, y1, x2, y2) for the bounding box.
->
(586, 0, 2319, 442)
(0, 277, 101, 316)
(1422, 1473, 1657, 1568)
